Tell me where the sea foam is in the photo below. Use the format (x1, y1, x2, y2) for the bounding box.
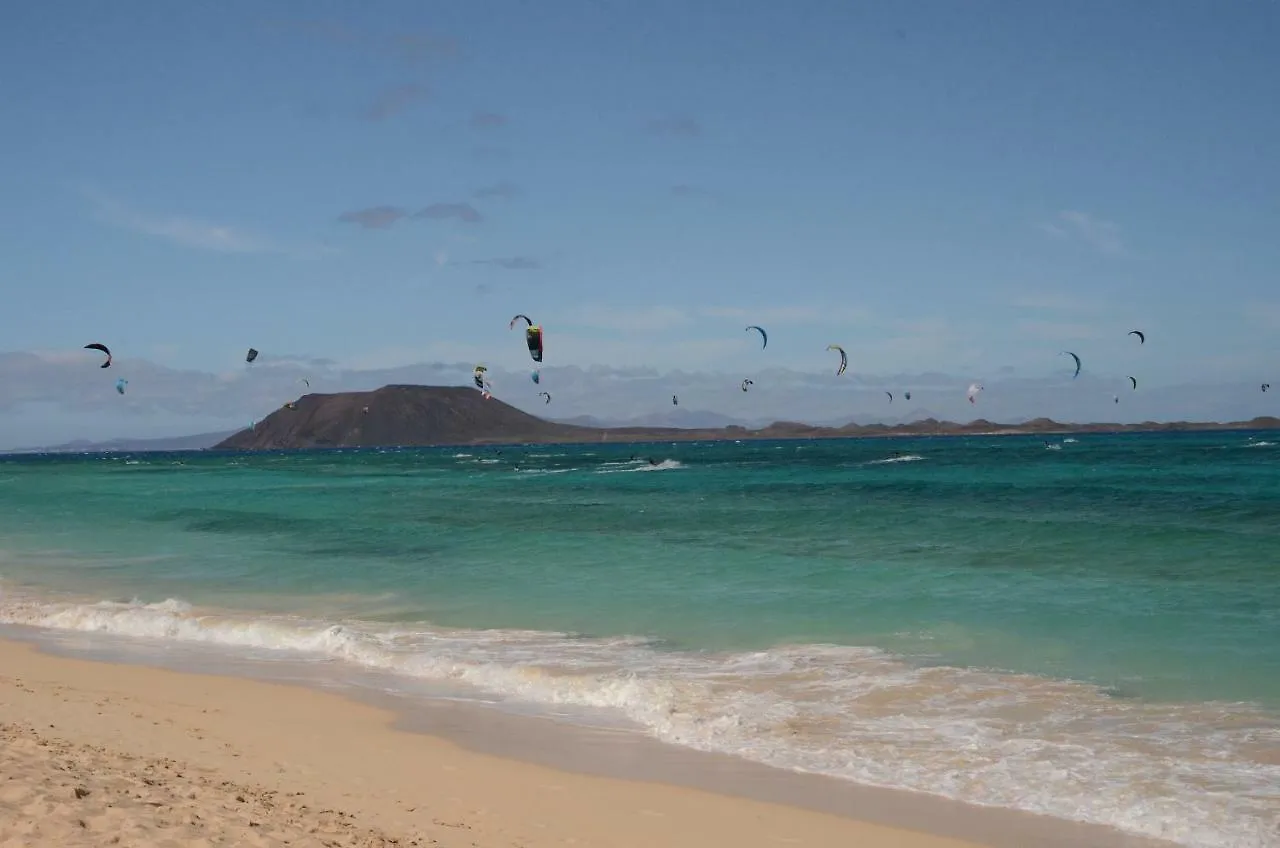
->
(1, 590, 1276, 848)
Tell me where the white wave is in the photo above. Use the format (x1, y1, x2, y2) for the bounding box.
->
(865, 455, 925, 465)
(596, 459, 684, 474)
(633, 459, 683, 472)
(1245, 441, 1274, 448)
(1, 594, 1277, 847)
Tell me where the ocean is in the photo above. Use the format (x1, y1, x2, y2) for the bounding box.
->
(1, 433, 1277, 847)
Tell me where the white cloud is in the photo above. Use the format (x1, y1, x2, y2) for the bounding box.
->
(889, 316, 950, 337)
(479, 303, 886, 345)
(340, 342, 493, 371)
(24, 349, 90, 366)
(561, 304, 874, 334)
(697, 305, 871, 325)
(1011, 290, 1101, 313)
(1039, 210, 1125, 256)
(564, 305, 694, 333)
(838, 317, 984, 375)
(146, 343, 182, 360)
(1015, 320, 1101, 341)
(1245, 302, 1280, 331)
(530, 334, 744, 369)
(2, 348, 1275, 450)
(84, 189, 331, 258)
(337, 333, 751, 376)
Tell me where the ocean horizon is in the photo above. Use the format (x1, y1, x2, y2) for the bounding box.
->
(2, 432, 1278, 847)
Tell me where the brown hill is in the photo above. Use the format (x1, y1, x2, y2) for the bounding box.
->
(216, 385, 733, 450)
(212, 385, 1280, 451)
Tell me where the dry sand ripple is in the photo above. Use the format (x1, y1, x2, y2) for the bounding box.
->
(0, 721, 413, 848)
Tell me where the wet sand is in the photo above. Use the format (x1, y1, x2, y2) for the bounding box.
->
(0, 635, 1172, 847)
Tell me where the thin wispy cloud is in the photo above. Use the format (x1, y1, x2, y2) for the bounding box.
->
(337, 206, 408, 229)
(4, 346, 1273, 449)
(1015, 319, 1101, 341)
(567, 305, 694, 333)
(1039, 210, 1125, 255)
(471, 145, 510, 162)
(269, 20, 457, 64)
(337, 203, 484, 228)
(646, 115, 702, 137)
(389, 32, 459, 63)
(263, 19, 362, 46)
(85, 190, 317, 256)
(469, 111, 508, 130)
(414, 203, 483, 223)
(1011, 290, 1101, 312)
(869, 319, 978, 373)
(364, 83, 429, 121)
(473, 181, 522, 200)
(698, 305, 870, 326)
(469, 256, 541, 270)
(670, 184, 721, 200)
(1245, 302, 1280, 331)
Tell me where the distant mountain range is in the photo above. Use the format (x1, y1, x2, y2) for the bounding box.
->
(8, 385, 1279, 455)
(210, 385, 1280, 451)
(554, 407, 947, 429)
(4, 430, 237, 455)
(552, 409, 749, 429)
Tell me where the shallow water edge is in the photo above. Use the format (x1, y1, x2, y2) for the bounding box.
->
(0, 624, 1174, 848)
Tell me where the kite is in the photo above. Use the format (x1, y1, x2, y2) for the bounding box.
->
(510, 314, 544, 362)
(84, 343, 112, 368)
(1061, 351, 1082, 379)
(826, 344, 847, 376)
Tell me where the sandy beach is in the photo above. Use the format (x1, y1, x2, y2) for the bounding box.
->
(0, 636, 1008, 848)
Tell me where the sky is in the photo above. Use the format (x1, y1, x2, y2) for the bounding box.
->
(3, 0, 1279, 447)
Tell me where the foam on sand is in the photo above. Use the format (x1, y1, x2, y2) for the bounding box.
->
(1, 592, 1275, 847)
(0, 637, 1001, 848)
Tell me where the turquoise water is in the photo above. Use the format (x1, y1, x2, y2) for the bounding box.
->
(1, 434, 1278, 846)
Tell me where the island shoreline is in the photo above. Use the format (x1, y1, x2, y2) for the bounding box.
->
(207, 383, 1280, 451)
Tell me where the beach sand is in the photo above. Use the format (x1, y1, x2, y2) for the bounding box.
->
(0, 635, 1176, 848)
(0, 637, 994, 848)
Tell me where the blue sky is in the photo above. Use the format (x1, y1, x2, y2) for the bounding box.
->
(3, 1, 1279, 446)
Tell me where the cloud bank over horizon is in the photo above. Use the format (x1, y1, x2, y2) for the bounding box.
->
(1, 349, 1274, 450)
